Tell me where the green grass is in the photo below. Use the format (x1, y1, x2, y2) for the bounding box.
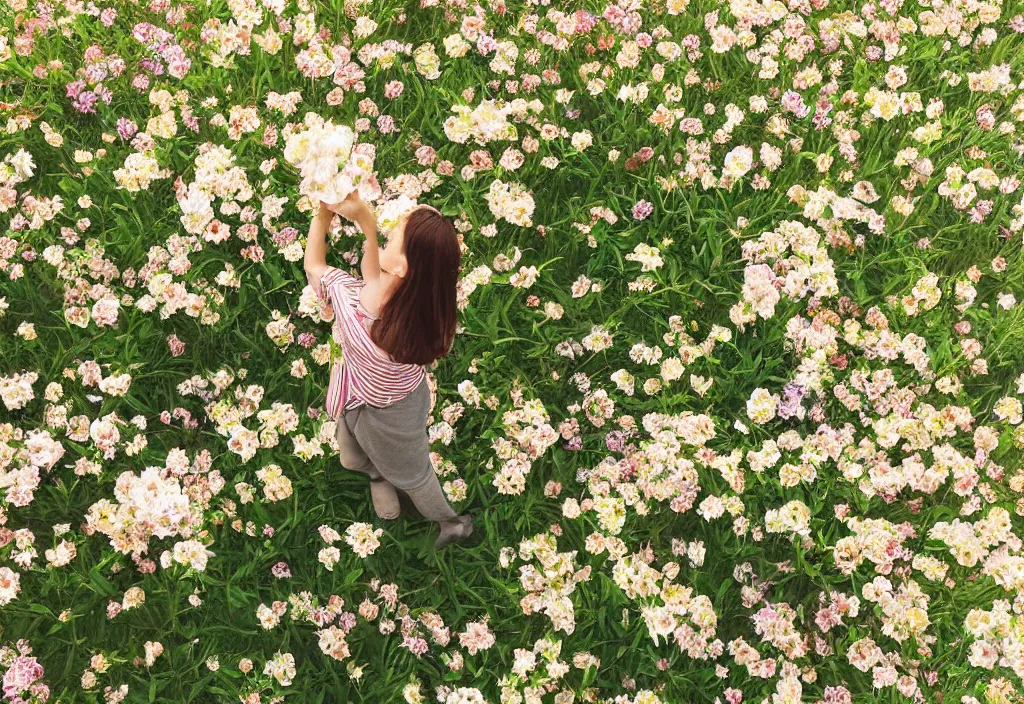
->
(1, 0, 1024, 702)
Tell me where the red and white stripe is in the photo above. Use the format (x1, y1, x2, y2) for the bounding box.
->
(319, 266, 426, 418)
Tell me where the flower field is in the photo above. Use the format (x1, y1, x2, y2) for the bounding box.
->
(3, 0, 1024, 701)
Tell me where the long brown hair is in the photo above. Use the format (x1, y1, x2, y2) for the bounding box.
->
(371, 207, 460, 366)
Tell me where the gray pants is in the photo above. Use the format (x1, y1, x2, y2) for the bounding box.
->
(334, 379, 458, 523)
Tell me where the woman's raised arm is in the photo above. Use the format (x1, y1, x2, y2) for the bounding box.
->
(328, 192, 381, 285)
(304, 202, 335, 296)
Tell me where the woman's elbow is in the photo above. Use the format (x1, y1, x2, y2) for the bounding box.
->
(303, 263, 327, 291)
(304, 261, 327, 279)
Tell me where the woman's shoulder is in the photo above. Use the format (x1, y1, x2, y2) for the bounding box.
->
(325, 264, 366, 286)
(323, 265, 364, 289)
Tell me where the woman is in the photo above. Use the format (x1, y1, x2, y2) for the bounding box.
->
(304, 191, 473, 548)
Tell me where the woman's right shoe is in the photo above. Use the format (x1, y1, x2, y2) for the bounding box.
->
(435, 514, 473, 549)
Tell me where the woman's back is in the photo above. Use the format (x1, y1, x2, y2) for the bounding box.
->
(318, 266, 425, 419)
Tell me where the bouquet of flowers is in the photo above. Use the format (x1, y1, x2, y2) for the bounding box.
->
(283, 113, 381, 204)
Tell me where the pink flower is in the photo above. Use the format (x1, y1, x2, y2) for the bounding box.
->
(724, 688, 743, 704)
(822, 687, 852, 704)
(115, 117, 137, 139)
(401, 636, 429, 656)
(240, 245, 265, 263)
(976, 104, 995, 130)
(415, 146, 436, 166)
(2, 655, 45, 699)
(632, 200, 654, 220)
(91, 298, 120, 327)
(457, 620, 495, 655)
(167, 334, 185, 357)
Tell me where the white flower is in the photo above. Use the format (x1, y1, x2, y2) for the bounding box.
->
(264, 652, 296, 687)
(765, 500, 812, 536)
(485, 179, 535, 227)
(345, 522, 384, 558)
(375, 195, 419, 234)
(445, 687, 488, 704)
(172, 539, 214, 572)
(722, 145, 754, 180)
(625, 243, 664, 272)
(746, 388, 779, 424)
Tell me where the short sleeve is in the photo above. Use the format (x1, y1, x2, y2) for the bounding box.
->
(319, 266, 363, 301)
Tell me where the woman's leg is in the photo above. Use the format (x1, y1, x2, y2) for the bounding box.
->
(349, 383, 471, 547)
(334, 415, 379, 479)
(402, 472, 458, 521)
(401, 468, 473, 548)
(335, 415, 400, 520)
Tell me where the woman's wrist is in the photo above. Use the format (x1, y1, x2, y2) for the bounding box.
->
(356, 211, 377, 236)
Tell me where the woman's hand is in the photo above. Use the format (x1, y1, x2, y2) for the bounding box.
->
(324, 192, 374, 227)
(325, 192, 381, 283)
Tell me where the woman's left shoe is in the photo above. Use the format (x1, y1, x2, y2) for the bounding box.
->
(369, 478, 401, 520)
(435, 514, 473, 549)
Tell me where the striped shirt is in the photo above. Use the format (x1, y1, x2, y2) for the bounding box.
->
(317, 266, 426, 419)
